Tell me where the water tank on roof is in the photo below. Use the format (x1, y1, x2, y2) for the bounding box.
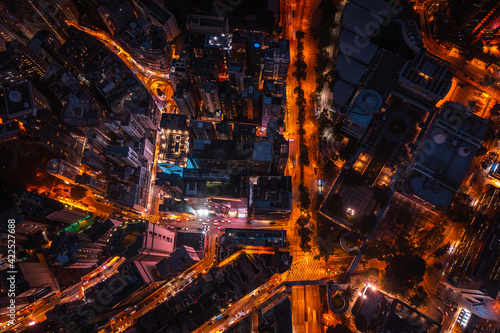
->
(8, 90, 22, 103)
(355, 89, 382, 114)
(458, 147, 470, 158)
(433, 133, 446, 145)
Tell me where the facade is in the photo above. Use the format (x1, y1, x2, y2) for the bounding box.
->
(173, 82, 198, 118)
(261, 80, 286, 129)
(96, 0, 136, 35)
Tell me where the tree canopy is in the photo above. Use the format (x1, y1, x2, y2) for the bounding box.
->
(381, 254, 426, 295)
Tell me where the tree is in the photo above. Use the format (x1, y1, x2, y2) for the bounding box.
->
(342, 285, 358, 302)
(381, 254, 426, 295)
(298, 184, 311, 211)
(431, 243, 450, 258)
(70, 186, 88, 200)
(491, 103, 500, 117)
(327, 324, 354, 333)
(475, 146, 488, 157)
(356, 214, 377, 236)
(296, 31, 305, 39)
(299, 227, 312, 252)
(447, 193, 473, 223)
(432, 262, 444, 272)
(372, 184, 391, 206)
(408, 285, 428, 308)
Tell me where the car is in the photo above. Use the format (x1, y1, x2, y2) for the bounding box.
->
(198, 218, 204, 222)
(269, 221, 276, 225)
(168, 226, 175, 230)
(202, 222, 208, 225)
(176, 219, 181, 222)
(197, 228, 204, 231)
(206, 219, 212, 222)
(176, 227, 182, 230)
(182, 227, 189, 230)
(213, 222, 220, 226)
(225, 220, 231, 223)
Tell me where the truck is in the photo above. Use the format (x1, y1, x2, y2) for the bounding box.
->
(216, 314, 224, 321)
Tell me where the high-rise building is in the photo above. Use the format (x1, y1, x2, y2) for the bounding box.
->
(251, 176, 292, 220)
(131, 0, 180, 41)
(106, 219, 175, 282)
(156, 245, 200, 279)
(46, 158, 82, 184)
(106, 145, 142, 168)
(23, 108, 84, 163)
(0, 52, 25, 89)
(263, 39, 290, 81)
(95, 0, 136, 35)
(186, 14, 229, 35)
(46, 231, 106, 269)
(3, 81, 50, 120)
(261, 80, 286, 129)
(1, 260, 59, 298)
(104, 112, 146, 140)
(400, 102, 489, 210)
(182, 169, 249, 218)
(173, 82, 198, 119)
(116, 17, 172, 72)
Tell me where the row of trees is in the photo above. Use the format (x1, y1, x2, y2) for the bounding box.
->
(293, 31, 313, 252)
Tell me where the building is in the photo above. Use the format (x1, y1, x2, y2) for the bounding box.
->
(263, 39, 290, 81)
(458, 0, 500, 46)
(156, 245, 200, 279)
(27, 30, 63, 66)
(46, 231, 106, 269)
(1, 260, 59, 299)
(182, 169, 249, 218)
(116, 17, 172, 72)
(173, 82, 198, 118)
(191, 33, 232, 60)
(0, 51, 24, 89)
(96, 0, 136, 35)
(261, 80, 286, 129)
(23, 108, 85, 163)
(186, 14, 229, 35)
(14, 191, 88, 225)
(106, 219, 175, 282)
(223, 228, 287, 248)
(46, 158, 82, 185)
(169, 57, 188, 90)
(131, 0, 180, 41)
(228, 61, 245, 92)
(82, 148, 109, 173)
(219, 81, 240, 121)
(400, 102, 489, 210)
(397, 50, 455, 105)
(44, 62, 102, 131)
(159, 113, 187, 130)
(442, 213, 500, 305)
(189, 139, 273, 174)
(5, 41, 49, 81)
(198, 81, 221, 117)
(158, 126, 190, 167)
(340, 89, 383, 139)
(3, 81, 49, 120)
(60, 26, 160, 130)
(251, 176, 292, 220)
(106, 145, 142, 168)
(104, 112, 146, 140)
(352, 286, 442, 333)
(75, 173, 107, 195)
